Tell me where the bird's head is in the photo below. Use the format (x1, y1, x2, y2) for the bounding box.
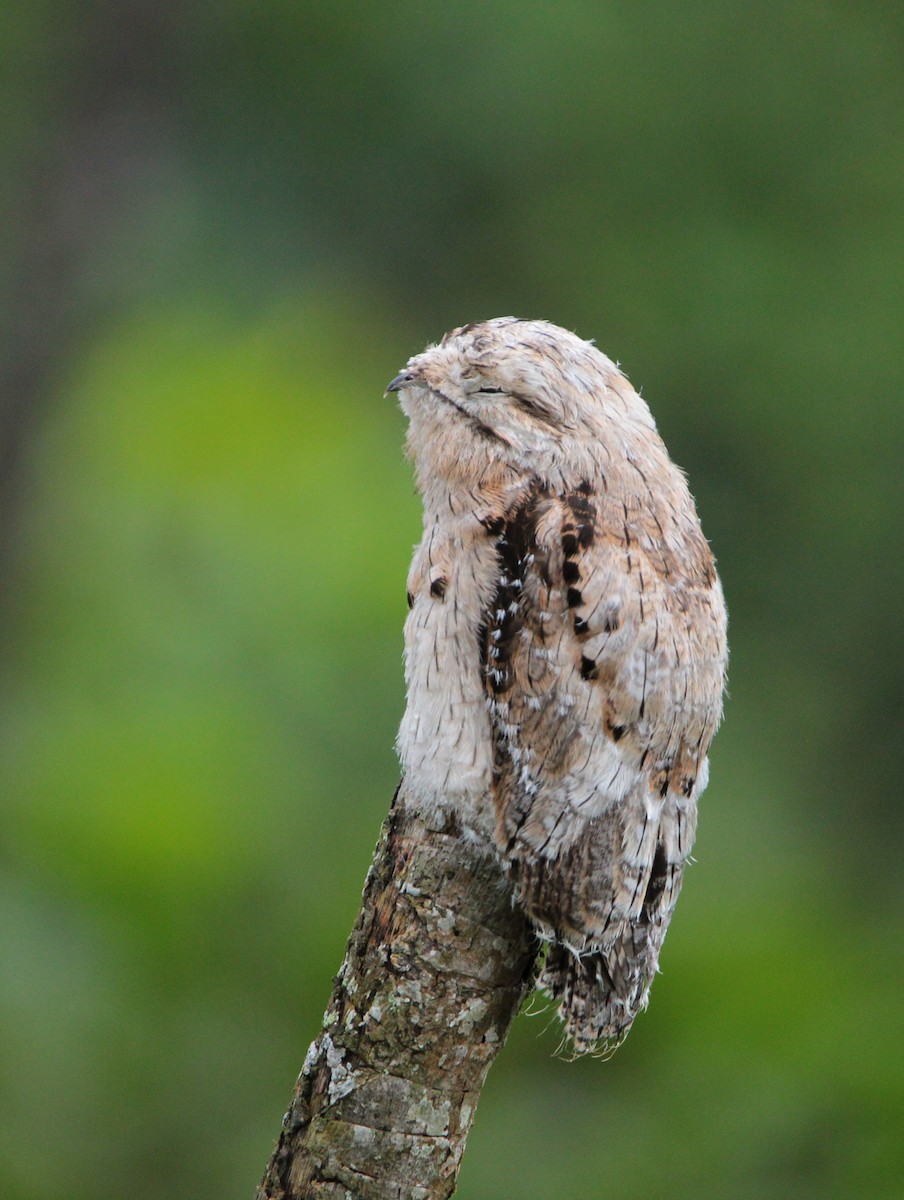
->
(387, 318, 656, 484)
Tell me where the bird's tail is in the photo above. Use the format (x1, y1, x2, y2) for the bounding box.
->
(539, 923, 661, 1053)
(538, 802, 691, 1053)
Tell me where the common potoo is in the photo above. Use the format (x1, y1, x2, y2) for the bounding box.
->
(388, 318, 728, 1052)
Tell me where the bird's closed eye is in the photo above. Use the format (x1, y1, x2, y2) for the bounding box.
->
(475, 386, 505, 395)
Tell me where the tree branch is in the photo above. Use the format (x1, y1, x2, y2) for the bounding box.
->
(256, 785, 538, 1199)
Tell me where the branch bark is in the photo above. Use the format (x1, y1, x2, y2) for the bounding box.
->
(256, 785, 538, 1199)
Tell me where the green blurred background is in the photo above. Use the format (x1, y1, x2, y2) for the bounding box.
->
(1, 3, 901, 1197)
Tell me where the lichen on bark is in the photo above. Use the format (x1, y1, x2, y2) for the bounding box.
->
(256, 785, 538, 1200)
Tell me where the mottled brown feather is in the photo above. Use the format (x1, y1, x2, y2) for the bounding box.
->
(483, 472, 723, 1047)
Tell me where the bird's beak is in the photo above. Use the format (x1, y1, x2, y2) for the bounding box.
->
(385, 370, 418, 394)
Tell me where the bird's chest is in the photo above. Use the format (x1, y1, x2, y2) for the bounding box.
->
(396, 514, 502, 824)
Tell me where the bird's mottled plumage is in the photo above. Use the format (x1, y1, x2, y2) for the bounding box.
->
(389, 318, 727, 1052)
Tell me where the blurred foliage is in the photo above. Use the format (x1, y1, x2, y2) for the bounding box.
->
(0, 3, 901, 1198)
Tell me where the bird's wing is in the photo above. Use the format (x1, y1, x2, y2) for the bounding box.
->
(483, 474, 722, 949)
(483, 474, 724, 1045)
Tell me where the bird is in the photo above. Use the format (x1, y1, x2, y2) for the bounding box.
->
(387, 318, 728, 1053)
